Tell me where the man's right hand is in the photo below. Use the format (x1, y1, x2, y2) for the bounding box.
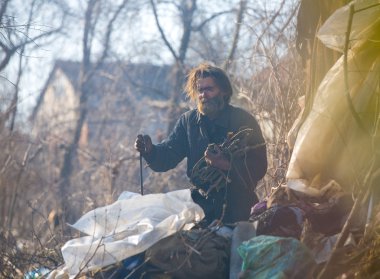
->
(135, 134, 153, 154)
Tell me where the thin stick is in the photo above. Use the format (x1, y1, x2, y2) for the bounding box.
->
(139, 153, 144, 195)
(343, 4, 368, 134)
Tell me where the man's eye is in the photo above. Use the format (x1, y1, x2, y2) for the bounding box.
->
(198, 87, 213, 93)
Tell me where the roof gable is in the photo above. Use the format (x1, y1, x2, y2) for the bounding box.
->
(31, 60, 174, 121)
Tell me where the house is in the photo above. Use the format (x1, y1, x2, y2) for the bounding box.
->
(31, 60, 176, 153)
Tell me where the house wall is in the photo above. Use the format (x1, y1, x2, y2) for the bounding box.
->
(33, 69, 79, 140)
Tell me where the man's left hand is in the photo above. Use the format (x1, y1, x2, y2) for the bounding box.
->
(204, 145, 231, 171)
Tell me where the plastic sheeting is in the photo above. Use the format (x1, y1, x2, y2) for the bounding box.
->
(237, 235, 316, 279)
(286, 0, 380, 193)
(318, 0, 380, 53)
(60, 189, 204, 277)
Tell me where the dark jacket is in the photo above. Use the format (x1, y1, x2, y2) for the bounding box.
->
(144, 104, 267, 224)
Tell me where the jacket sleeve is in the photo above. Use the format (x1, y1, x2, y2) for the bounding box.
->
(143, 115, 188, 172)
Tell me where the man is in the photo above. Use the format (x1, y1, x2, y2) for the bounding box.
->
(135, 63, 267, 226)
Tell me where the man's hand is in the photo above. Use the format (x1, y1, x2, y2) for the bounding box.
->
(135, 134, 153, 155)
(204, 145, 230, 171)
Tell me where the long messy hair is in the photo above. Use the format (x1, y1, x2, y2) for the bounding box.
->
(185, 63, 233, 103)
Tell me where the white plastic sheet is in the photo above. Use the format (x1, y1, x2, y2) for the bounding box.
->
(286, 0, 380, 193)
(318, 0, 380, 52)
(61, 189, 204, 277)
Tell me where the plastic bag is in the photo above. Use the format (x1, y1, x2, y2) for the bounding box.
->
(318, 0, 380, 52)
(287, 0, 380, 193)
(61, 189, 204, 277)
(237, 235, 316, 279)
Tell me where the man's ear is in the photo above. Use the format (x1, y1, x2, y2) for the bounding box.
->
(222, 91, 230, 102)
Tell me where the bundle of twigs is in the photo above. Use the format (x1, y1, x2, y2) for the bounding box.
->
(190, 128, 260, 196)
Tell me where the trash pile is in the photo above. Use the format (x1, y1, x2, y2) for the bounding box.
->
(44, 187, 318, 279)
(42, 182, 363, 278)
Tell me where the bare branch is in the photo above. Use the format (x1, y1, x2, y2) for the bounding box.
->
(223, 0, 247, 71)
(94, 0, 129, 71)
(256, 0, 286, 51)
(178, 0, 197, 63)
(150, 0, 179, 62)
(343, 4, 368, 134)
(82, 0, 99, 74)
(0, 22, 64, 72)
(192, 10, 232, 32)
(0, 0, 10, 23)
(271, 3, 299, 48)
(8, 0, 40, 132)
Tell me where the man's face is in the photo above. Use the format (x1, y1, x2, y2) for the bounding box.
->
(196, 77, 225, 117)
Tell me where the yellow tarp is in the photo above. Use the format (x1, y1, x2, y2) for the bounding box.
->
(287, 0, 380, 194)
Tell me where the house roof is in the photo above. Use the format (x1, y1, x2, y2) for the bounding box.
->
(31, 60, 175, 121)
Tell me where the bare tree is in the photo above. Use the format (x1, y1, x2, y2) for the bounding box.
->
(222, 0, 247, 71)
(0, 0, 66, 232)
(0, 0, 65, 131)
(150, 0, 196, 131)
(0, 0, 65, 72)
(58, 0, 130, 223)
(223, 0, 304, 194)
